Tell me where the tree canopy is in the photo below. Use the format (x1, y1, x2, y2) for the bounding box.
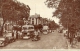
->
(0, 0, 30, 36)
(1, 0, 30, 22)
(45, 0, 80, 29)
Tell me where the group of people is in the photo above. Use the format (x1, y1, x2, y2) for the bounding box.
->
(12, 25, 22, 39)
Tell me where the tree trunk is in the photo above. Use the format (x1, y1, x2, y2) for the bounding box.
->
(0, 21, 6, 36)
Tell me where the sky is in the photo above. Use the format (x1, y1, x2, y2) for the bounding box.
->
(17, 0, 59, 24)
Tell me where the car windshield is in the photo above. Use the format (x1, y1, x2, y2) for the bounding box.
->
(28, 27, 34, 29)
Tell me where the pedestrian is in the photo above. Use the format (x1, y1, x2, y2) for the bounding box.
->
(12, 30, 14, 37)
(16, 31, 18, 39)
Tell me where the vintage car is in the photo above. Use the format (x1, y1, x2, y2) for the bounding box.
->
(42, 25, 49, 35)
(22, 25, 34, 39)
(0, 37, 9, 47)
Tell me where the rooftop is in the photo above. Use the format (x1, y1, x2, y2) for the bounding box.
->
(29, 13, 40, 18)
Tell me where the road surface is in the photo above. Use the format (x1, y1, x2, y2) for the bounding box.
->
(0, 30, 80, 49)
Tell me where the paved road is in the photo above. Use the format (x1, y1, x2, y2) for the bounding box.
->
(0, 30, 71, 49)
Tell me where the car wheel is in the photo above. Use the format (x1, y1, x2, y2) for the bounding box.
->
(2, 42, 5, 46)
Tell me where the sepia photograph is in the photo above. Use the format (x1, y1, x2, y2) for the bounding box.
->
(0, 0, 80, 50)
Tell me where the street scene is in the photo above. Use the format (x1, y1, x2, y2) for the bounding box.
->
(0, 0, 80, 49)
(0, 30, 80, 49)
(0, 30, 68, 49)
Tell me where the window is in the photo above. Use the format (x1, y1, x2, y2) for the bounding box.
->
(32, 21, 34, 25)
(32, 18, 34, 20)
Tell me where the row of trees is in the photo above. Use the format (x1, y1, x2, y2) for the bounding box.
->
(0, 0, 30, 36)
(45, 0, 80, 29)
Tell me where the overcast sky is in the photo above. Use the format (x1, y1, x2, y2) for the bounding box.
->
(17, 0, 59, 24)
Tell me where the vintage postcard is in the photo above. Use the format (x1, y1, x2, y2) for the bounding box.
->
(0, 0, 80, 51)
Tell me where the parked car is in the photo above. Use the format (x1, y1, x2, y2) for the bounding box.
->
(22, 25, 35, 39)
(42, 25, 49, 34)
(0, 37, 9, 47)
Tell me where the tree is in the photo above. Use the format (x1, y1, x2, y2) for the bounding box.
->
(1, 0, 30, 21)
(38, 24, 43, 30)
(48, 20, 59, 30)
(18, 20, 24, 26)
(45, 0, 80, 29)
(0, 0, 30, 36)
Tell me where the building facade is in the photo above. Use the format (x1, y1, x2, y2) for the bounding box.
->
(28, 14, 42, 25)
(28, 13, 50, 26)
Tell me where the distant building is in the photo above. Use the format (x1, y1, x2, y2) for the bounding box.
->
(28, 13, 50, 26)
(28, 13, 42, 25)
